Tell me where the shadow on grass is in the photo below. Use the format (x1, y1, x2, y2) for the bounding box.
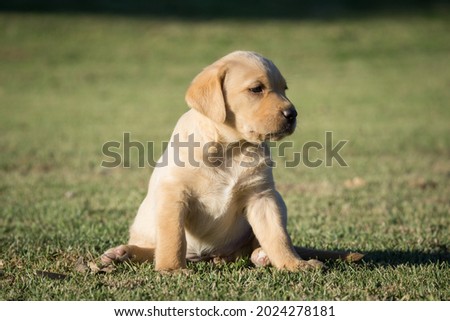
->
(191, 248, 449, 273)
(361, 249, 449, 267)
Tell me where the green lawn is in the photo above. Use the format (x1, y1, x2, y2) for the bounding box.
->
(0, 12, 449, 300)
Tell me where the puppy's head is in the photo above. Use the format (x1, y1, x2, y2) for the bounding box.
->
(185, 51, 297, 143)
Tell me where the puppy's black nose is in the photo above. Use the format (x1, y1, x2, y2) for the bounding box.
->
(281, 108, 297, 121)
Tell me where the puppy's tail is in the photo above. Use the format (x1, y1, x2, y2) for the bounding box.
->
(294, 246, 364, 262)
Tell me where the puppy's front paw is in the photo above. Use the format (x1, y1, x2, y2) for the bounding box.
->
(157, 268, 192, 276)
(155, 259, 187, 273)
(101, 245, 132, 264)
(306, 259, 324, 269)
(284, 259, 324, 272)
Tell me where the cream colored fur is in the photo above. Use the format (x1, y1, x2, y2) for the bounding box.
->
(102, 51, 363, 272)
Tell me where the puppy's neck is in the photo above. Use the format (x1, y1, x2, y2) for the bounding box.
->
(190, 109, 244, 144)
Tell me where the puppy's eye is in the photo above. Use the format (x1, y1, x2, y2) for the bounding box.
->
(249, 86, 263, 94)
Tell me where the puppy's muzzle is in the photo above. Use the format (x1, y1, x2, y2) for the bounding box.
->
(281, 107, 298, 125)
(266, 106, 298, 141)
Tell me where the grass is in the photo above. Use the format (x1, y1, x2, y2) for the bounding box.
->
(0, 11, 449, 300)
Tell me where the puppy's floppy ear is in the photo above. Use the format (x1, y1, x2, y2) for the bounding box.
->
(185, 64, 227, 123)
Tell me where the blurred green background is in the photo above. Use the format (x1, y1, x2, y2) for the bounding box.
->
(0, 1, 449, 300)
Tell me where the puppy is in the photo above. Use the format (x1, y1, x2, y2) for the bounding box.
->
(102, 51, 363, 272)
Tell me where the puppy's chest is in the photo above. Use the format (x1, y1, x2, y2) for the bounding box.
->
(198, 165, 266, 217)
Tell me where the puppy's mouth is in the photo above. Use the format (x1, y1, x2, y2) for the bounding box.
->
(263, 121, 296, 141)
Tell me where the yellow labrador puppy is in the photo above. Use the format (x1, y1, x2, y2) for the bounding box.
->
(102, 51, 362, 272)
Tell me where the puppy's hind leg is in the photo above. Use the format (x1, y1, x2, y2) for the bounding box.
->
(101, 244, 155, 264)
(102, 195, 157, 265)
